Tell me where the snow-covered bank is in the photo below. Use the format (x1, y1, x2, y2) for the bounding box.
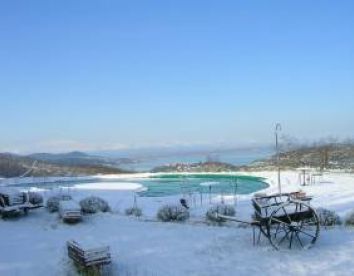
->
(0, 173, 153, 186)
(1, 171, 354, 276)
(73, 182, 145, 191)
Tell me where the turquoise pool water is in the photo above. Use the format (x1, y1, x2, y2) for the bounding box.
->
(135, 174, 268, 197)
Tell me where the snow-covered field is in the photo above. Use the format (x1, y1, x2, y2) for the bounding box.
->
(1, 171, 354, 276)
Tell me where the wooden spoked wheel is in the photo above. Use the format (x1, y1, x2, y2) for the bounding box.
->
(267, 200, 320, 250)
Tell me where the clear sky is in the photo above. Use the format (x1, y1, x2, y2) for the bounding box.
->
(0, 1, 353, 153)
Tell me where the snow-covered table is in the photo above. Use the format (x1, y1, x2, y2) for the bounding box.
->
(67, 240, 111, 272)
(59, 200, 82, 222)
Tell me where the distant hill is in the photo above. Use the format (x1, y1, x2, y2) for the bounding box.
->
(29, 151, 89, 160)
(151, 143, 354, 172)
(152, 161, 240, 173)
(28, 151, 135, 167)
(0, 152, 131, 178)
(28, 151, 110, 166)
(248, 143, 354, 170)
(3, 143, 353, 177)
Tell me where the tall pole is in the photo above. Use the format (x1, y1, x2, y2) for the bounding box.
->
(275, 123, 282, 194)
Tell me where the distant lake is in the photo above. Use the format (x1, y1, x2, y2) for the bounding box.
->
(118, 148, 273, 172)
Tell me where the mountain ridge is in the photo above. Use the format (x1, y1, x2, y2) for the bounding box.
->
(0, 152, 131, 178)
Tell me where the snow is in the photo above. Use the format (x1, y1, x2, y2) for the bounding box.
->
(69, 239, 109, 253)
(0, 187, 23, 196)
(73, 182, 144, 191)
(200, 181, 221, 187)
(59, 200, 81, 212)
(1, 171, 354, 275)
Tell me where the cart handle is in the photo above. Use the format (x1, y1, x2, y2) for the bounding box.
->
(215, 213, 259, 226)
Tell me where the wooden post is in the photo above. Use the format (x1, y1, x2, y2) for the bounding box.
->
(275, 123, 282, 194)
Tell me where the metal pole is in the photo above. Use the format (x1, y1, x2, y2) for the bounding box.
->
(275, 123, 282, 194)
(133, 192, 137, 209)
(209, 185, 211, 204)
(200, 189, 203, 206)
(233, 178, 238, 205)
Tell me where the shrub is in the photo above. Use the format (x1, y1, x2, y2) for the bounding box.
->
(157, 205, 189, 222)
(206, 204, 236, 224)
(28, 192, 44, 205)
(2, 211, 22, 219)
(345, 209, 354, 226)
(125, 207, 143, 217)
(316, 208, 341, 226)
(46, 195, 72, 213)
(79, 196, 110, 214)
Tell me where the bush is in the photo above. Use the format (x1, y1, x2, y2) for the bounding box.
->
(1, 210, 22, 219)
(316, 208, 341, 226)
(157, 205, 189, 222)
(28, 192, 44, 205)
(125, 207, 143, 217)
(46, 195, 72, 213)
(79, 196, 110, 214)
(206, 204, 236, 224)
(345, 209, 354, 226)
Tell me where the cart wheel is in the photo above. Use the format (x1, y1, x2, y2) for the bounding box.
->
(256, 222, 268, 244)
(267, 200, 320, 250)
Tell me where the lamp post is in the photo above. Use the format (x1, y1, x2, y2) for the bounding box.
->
(275, 123, 282, 194)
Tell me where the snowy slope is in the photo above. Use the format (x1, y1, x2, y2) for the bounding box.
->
(0, 171, 354, 276)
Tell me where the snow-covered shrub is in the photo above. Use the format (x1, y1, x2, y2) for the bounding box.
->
(157, 205, 190, 222)
(206, 204, 236, 224)
(1, 208, 22, 218)
(79, 196, 110, 214)
(46, 195, 72, 213)
(28, 192, 43, 205)
(316, 208, 341, 226)
(345, 209, 354, 226)
(125, 207, 143, 217)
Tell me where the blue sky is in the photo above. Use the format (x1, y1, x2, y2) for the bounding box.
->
(0, 1, 353, 153)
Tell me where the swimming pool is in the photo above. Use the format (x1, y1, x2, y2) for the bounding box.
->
(7, 174, 268, 197)
(134, 174, 268, 197)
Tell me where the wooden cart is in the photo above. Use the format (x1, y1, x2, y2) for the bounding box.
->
(216, 193, 320, 250)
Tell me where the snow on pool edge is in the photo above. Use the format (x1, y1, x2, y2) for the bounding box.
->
(73, 182, 145, 191)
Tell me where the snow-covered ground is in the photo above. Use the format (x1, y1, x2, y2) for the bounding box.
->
(1, 171, 354, 276)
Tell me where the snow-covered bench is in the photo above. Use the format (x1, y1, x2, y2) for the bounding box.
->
(0, 188, 42, 216)
(59, 200, 82, 223)
(67, 240, 111, 272)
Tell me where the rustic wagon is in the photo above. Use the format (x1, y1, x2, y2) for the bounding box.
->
(216, 193, 320, 250)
